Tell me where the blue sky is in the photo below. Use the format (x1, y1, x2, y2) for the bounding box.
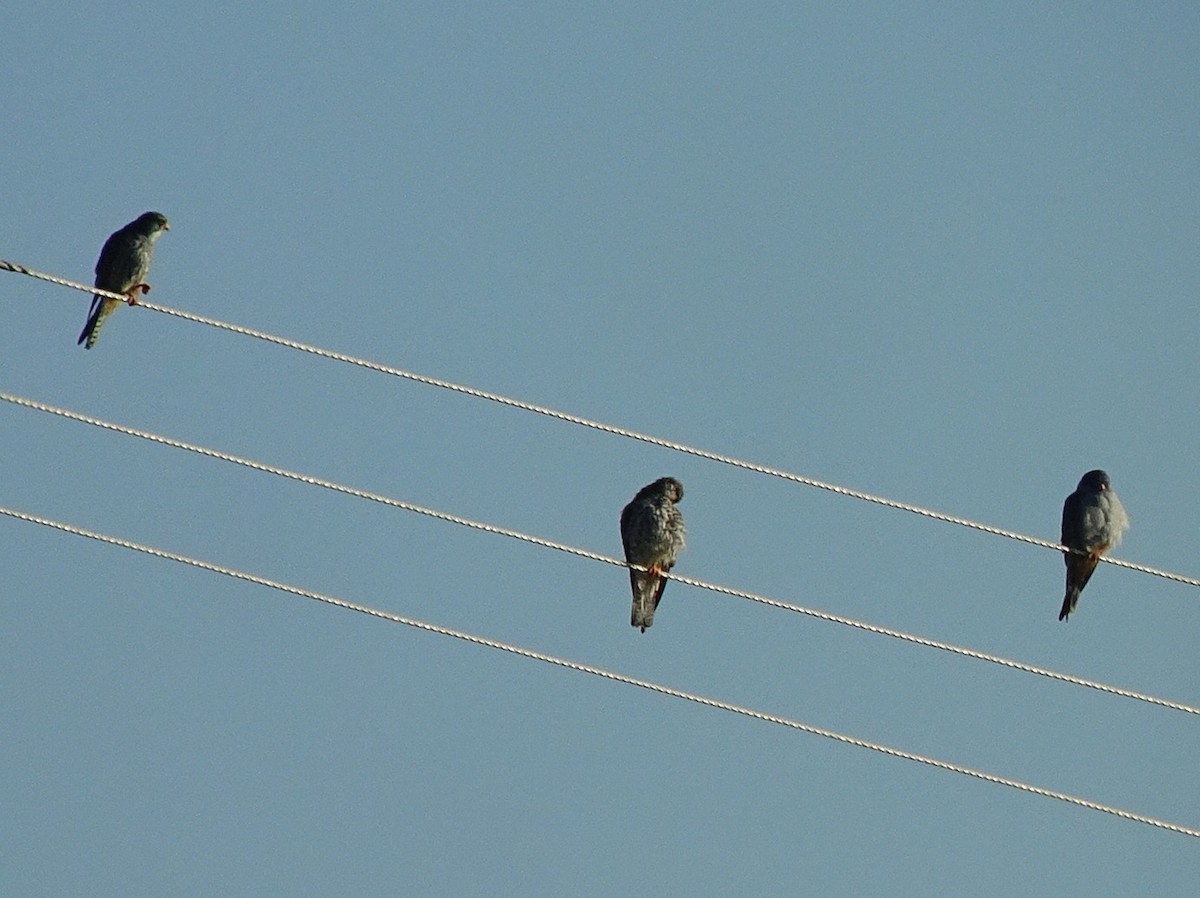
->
(3, 2, 1199, 894)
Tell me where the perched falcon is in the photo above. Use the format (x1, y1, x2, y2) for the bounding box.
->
(620, 477, 686, 632)
(78, 211, 170, 349)
(1059, 469, 1129, 621)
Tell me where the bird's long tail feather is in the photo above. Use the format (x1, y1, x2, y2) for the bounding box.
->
(630, 572, 658, 633)
(1058, 586, 1079, 621)
(78, 298, 114, 349)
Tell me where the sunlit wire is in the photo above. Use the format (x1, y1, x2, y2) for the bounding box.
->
(2, 502, 1196, 840)
(3, 388, 1196, 717)
(3, 259, 1194, 590)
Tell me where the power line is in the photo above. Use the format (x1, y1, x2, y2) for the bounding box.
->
(5, 258, 1195, 590)
(3, 388, 1196, 717)
(2, 501, 1196, 841)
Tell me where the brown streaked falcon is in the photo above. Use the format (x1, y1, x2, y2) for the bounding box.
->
(621, 477, 686, 632)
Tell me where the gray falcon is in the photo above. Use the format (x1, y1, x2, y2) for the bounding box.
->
(78, 211, 170, 349)
(620, 477, 686, 632)
(1059, 469, 1129, 621)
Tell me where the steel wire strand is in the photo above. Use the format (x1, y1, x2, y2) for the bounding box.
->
(4, 259, 1196, 590)
(2, 389, 1196, 717)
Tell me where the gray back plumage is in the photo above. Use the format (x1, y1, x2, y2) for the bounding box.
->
(621, 477, 685, 566)
(1061, 469, 1128, 553)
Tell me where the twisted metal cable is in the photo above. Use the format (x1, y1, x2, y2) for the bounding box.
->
(1, 502, 1196, 840)
(3, 389, 1196, 717)
(4, 259, 1197, 590)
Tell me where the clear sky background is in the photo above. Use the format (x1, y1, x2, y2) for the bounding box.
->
(3, 2, 1199, 895)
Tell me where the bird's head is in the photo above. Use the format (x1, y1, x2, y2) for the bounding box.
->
(134, 211, 170, 236)
(656, 477, 684, 503)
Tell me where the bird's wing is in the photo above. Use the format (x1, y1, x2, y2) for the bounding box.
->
(1061, 491, 1089, 547)
(93, 230, 139, 293)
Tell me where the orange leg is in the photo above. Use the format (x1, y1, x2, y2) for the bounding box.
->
(125, 283, 151, 306)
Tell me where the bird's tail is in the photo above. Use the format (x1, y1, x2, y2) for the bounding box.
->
(1060, 553, 1099, 621)
(1058, 586, 1080, 621)
(630, 572, 658, 633)
(78, 297, 115, 349)
(633, 571, 672, 633)
(630, 569, 672, 633)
